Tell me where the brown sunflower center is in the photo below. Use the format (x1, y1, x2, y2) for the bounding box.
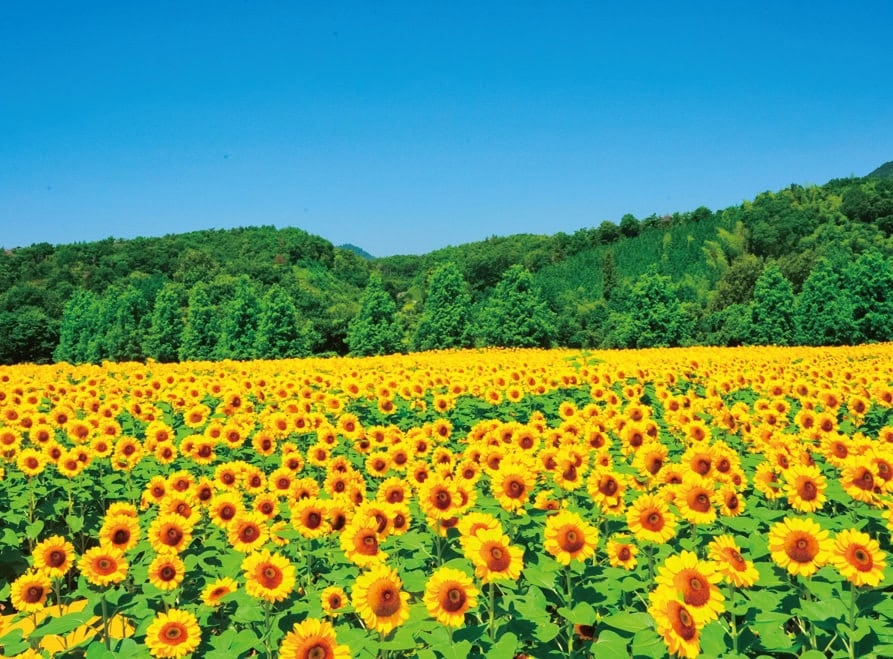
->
(25, 586, 44, 603)
(486, 545, 511, 572)
(618, 547, 631, 561)
(786, 533, 818, 563)
(164, 623, 184, 641)
(848, 546, 873, 571)
(560, 527, 586, 553)
(800, 480, 817, 501)
(329, 595, 342, 608)
(672, 603, 697, 640)
(371, 584, 402, 617)
(434, 490, 452, 510)
(165, 527, 183, 546)
(47, 550, 66, 567)
(440, 586, 467, 612)
(240, 525, 258, 541)
(506, 480, 525, 498)
(690, 491, 711, 512)
(644, 511, 664, 530)
(599, 477, 618, 496)
(856, 469, 874, 490)
(160, 566, 176, 581)
(97, 558, 114, 574)
(694, 458, 711, 475)
(306, 512, 322, 529)
(307, 645, 329, 659)
(360, 533, 379, 554)
(260, 565, 283, 588)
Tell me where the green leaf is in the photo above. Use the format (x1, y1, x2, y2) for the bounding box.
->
(593, 629, 631, 659)
(698, 620, 727, 657)
(33, 610, 95, 636)
(0, 627, 30, 655)
(630, 628, 667, 659)
(556, 601, 596, 625)
(66, 513, 84, 533)
(522, 565, 556, 591)
(26, 519, 45, 539)
(601, 612, 653, 634)
(439, 640, 473, 659)
(487, 631, 519, 659)
(533, 621, 561, 643)
(799, 651, 828, 659)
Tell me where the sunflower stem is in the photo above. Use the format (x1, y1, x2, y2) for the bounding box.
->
(263, 600, 273, 659)
(646, 544, 656, 582)
(565, 568, 575, 658)
(847, 581, 858, 659)
(100, 591, 111, 651)
(488, 582, 497, 642)
(727, 581, 739, 655)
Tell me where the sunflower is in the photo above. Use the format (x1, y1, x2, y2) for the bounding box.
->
(587, 468, 626, 511)
(606, 535, 638, 570)
(376, 477, 411, 505)
(149, 554, 186, 591)
(201, 576, 239, 607)
(209, 492, 244, 529)
(321, 585, 348, 616)
(840, 458, 880, 504)
(32, 535, 76, 578)
(340, 517, 388, 568)
(830, 529, 887, 587)
(291, 498, 330, 539)
(457, 512, 503, 551)
(147, 513, 193, 556)
(492, 463, 535, 512)
(464, 528, 524, 583)
(648, 588, 702, 659)
(654, 550, 724, 624)
(417, 477, 459, 520)
(423, 567, 479, 627)
(768, 516, 832, 577)
(544, 510, 599, 565)
(627, 493, 677, 544)
(99, 514, 141, 552)
(352, 564, 411, 635)
(16, 448, 46, 477)
(11, 570, 51, 613)
(675, 476, 717, 525)
(707, 535, 759, 588)
(279, 617, 351, 659)
(144, 608, 201, 658)
(79, 545, 129, 586)
(784, 464, 827, 513)
(242, 549, 296, 603)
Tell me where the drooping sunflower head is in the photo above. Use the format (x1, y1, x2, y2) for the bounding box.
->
(707, 535, 759, 588)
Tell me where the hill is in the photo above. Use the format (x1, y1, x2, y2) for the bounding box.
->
(869, 161, 893, 179)
(2, 162, 893, 364)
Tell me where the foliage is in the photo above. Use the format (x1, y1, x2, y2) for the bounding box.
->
(143, 283, 186, 363)
(178, 283, 218, 362)
(475, 265, 557, 348)
(347, 273, 401, 356)
(749, 263, 795, 346)
(412, 262, 474, 351)
(254, 284, 317, 359)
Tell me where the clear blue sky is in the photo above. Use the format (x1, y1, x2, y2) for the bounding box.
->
(2, 2, 892, 257)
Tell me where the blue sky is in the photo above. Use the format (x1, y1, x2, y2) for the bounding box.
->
(2, 2, 892, 257)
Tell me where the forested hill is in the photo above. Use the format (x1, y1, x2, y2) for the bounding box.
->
(2, 164, 893, 364)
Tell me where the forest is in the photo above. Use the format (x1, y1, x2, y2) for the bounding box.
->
(2, 162, 893, 365)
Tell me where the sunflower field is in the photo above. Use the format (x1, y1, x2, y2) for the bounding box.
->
(1, 345, 893, 658)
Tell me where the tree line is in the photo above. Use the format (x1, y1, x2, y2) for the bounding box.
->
(2, 163, 893, 363)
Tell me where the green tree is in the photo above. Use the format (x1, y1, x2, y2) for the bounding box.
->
(793, 259, 855, 346)
(413, 262, 474, 350)
(347, 272, 402, 356)
(617, 268, 689, 348)
(601, 251, 618, 301)
(143, 283, 186, 362)
(215, 276, 260, 360)
(846, 251, 893, 342)
(475, 265, 557, 348)
(619, 213, 640, 238)
(749, 263, 795, 345)
(101, 285, 150, 362)
(0, 307, 59, 364)
(179, 283, 218, 361)
(254, 284, 316, 359)
(54, 289, 104, 363)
